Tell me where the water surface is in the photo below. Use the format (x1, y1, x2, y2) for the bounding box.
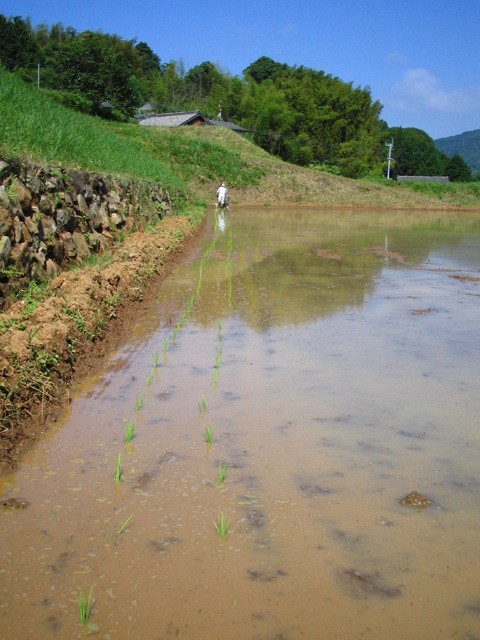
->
(1, 208, 480, 640)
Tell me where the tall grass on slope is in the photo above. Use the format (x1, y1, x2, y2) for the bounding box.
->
(0, 70, 185, 196)
(106, 122, 265, 189)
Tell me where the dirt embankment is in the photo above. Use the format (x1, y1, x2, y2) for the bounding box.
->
(0, 210, 203, 476)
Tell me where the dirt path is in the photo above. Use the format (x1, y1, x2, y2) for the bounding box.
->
(0, 214, 204, 476)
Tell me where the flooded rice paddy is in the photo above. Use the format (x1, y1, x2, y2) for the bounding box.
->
(1, 207, 480, 640)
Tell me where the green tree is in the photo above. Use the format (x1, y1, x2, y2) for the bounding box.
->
(0, 15, 38, 71)
(244, 56, 289, 83)
(445, 154, 472, 182)
(59, 32, 142, 117)
(388, 127, 447, 177)
(135, 41, 161, 74)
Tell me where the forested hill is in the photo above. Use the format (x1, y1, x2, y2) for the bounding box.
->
(0, 14, 474, 181)
(0, 15, 385, 177)
(435, 130, 480, 173)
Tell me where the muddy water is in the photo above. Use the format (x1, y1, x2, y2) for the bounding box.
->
(2, 208, 480, 640)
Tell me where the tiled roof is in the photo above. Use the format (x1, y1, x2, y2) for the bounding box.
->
(205, 118, 249, 133)
(139, 111, 205, 127)
(137, 111, 249, 134)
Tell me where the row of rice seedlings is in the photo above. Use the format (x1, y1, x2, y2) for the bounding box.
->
(211, 322, 224, 389)
(225, 227, 234, 308)
(199, 393, 207, 413)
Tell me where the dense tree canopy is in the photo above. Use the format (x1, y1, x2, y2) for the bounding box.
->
(388, 127, 472, 181)
(0, 15, 38, 71)
(0, 14, 474, 180)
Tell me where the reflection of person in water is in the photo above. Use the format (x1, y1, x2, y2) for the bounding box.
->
(216, 182, 228, 208)
(217, 210, 226, 232)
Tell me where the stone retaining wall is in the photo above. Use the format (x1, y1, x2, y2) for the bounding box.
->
(0, 159, 172, 307)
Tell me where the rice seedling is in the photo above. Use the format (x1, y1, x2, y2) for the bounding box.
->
(152, 350, 160, 369)
(217, 460, 229, 485)
(117, 514, 133, 536)
(211, 369, 219, 390)
(204, 425, 213, 444)
(197, 259, 204, 297)
(123, 421, 136, 443)
(146, 371, 155, 387)
(162, 336, 169, 357)
(213, 510, 230, 538)
(106, 514, 134, 545)
(135, 394, 145, 411)
(114, 453, 122, 483)
(77, 586, 94, 625)
(199, 393, 207, 413)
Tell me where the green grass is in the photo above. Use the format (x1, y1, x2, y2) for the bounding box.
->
(0, 69, 186, 198)
(123, 421, 136, 443)
(106, 120, 265, 189)
(63, 306, 96, 341)
(213, 511, 230, 538)
(77, 586, 94, 625)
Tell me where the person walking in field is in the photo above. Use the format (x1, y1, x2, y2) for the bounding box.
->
(216, 182, 229, 208)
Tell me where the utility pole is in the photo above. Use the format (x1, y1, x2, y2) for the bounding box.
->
(37, 64, 40, 88)
(385, 138, 394, 179)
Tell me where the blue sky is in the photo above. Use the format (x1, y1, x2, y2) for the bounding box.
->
(2, 0, 479, 140)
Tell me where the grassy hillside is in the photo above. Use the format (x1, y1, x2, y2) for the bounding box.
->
(1, 69, 480, 210)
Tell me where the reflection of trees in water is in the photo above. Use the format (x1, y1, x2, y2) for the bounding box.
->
(161, 209, 480, 331)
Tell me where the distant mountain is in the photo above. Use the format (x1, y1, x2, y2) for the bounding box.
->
(435, 129, 480, 173)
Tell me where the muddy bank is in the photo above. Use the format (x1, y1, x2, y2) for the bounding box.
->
(0, 213, 204, 475)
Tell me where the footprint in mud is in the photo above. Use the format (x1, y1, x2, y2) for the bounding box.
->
(329, 529, 364, 551)
(464, 601, 480, 618)
(277, 421, 293, 435)
(159, 451, 185, 465)
(357, 441, 390, 455)
(297, 478, 335, 497)
(247, 508, 266, 528)
(147, 537, 181, 553)
(247, 567, 288, 582)
(44, 614, 62, 632)
(339, 568, 402, 599)
(134, 471, 154, 489)
(46, 550, 75, 574)
(1, 497, 30, 510)
(398, 430, 427, 440)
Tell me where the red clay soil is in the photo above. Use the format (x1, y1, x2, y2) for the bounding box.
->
(0, 215, 204, 476)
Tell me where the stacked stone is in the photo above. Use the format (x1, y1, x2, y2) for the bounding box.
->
(0, 160, 172, 306)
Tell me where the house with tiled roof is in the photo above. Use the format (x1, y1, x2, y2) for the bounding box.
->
(137, 110, 248, 134)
